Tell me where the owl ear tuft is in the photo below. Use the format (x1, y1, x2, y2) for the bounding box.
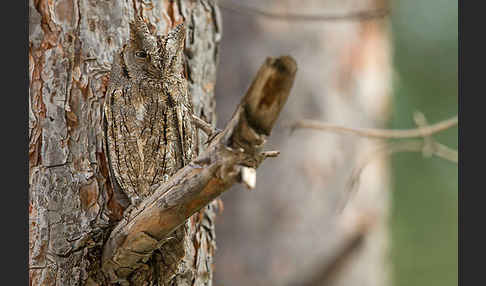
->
(129, 18, 143, 49)
(129, 21, 137, 42)
(129, 17, 157, 53)
(169, 23, 186, 51)
(161, 23, 186, 59)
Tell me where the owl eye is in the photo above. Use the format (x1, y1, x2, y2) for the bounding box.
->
(135, 50, 147, 58)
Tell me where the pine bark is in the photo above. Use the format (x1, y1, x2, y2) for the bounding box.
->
(29, 0, 221, 285)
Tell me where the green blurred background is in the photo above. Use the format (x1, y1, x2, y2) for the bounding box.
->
(390, 0, 457, 285)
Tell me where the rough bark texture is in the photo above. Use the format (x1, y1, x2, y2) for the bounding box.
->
(29, 0, 221, 285)
(214, 0, 392, 286)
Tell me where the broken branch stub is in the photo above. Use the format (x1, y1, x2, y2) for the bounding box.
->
(245, 56, 297, 135)
(101, 56, 297, 282)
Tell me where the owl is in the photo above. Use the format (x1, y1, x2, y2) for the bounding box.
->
(103, 17, 195, 207)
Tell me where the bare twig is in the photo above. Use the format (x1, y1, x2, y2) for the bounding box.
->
(291, 115, 458, 139)
(413, 111, 434, 157)
(102, 56, 297, 283)
(348, 139, 458, 197)
(337, 138, 458, 212)
(296, 113, 458, 211)
(220, 0, 390, 22)
(192, 114, 218, 138)
(291, 113, 458, 166)
(380, 140, 457, 163)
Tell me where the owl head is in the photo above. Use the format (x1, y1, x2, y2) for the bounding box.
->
(123, 16, 186, 80)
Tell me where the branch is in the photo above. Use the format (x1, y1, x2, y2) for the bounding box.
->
(102, 56, 297, 283)
(292, 113, 458, 211)
(335, 138, 457, 213)
(374, 140, 458, 164)
(220, 0, 390, 22)
(291, 115, 458, 139)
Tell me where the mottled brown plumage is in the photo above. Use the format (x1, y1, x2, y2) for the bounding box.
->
(103, 17, 195, 207)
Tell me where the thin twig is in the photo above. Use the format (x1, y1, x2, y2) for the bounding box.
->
(192, 114, 218, 138)
(220, 0, 390, 22)
(291, 115, 458, 139)
(349, 139, 458, 197)
(292, 112, 458, 212)
(313, 112, 459, 211)
(338, 139, 458, 212)
(383, 140, 458, 163)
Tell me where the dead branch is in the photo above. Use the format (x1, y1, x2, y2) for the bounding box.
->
(367, 140, 458, 164)
(335, 114, 457, 211)
(101, 56, 297, 283)
(293, 112, 458, 211)
(220, 0, 390, 22)
(291, 115, 457, 139)
(335, 138, 457, 210)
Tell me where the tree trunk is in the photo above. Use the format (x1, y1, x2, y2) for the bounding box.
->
(214, 1, 392, 286)
(29, 0, 221, 285)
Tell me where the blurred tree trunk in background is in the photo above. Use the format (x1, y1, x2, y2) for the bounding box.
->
(29, 0, 220, 285)
(214, 0, 392, 285)
(29, 0, 393, 284)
